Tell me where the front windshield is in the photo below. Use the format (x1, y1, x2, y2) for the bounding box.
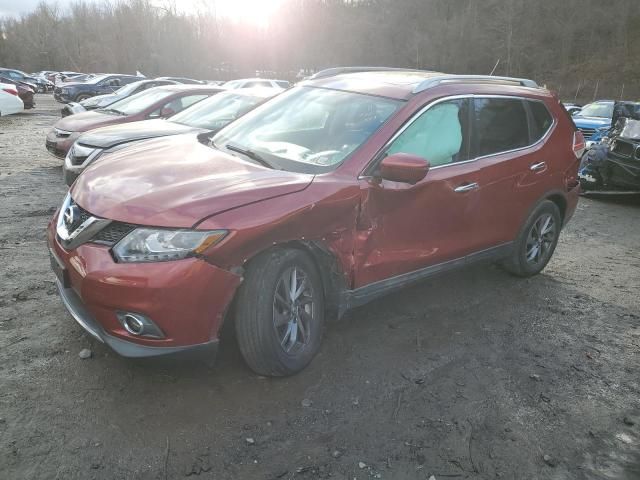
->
(102, 88, 173, 115)
(212, 86, 402, 172)
(579, 102, 613, 118)
(171, 91, 264, 130)
(114, 81, 144, 97)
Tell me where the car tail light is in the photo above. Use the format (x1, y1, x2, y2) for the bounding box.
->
(573, 131, 586, 159)
(3, 87, 18, 96)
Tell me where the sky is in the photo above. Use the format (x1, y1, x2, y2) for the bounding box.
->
(0, 0, 285, 23)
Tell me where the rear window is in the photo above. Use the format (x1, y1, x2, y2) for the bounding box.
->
(474, 98, 529, 157)
(528, 100, 554, 142)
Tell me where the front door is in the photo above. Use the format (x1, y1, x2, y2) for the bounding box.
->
(354, 97, 482, 288)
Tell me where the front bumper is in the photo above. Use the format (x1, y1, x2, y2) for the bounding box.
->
(55, 279, 219, 358)
(47, 219, 242, 358)
(45, 130, 79, 159)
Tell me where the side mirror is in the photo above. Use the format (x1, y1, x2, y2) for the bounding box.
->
(379, 153, 430, 184)
(160, 107, 175, 118)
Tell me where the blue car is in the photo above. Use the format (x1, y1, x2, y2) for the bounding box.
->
(572, 100, 614, 145)
(53, 73, 143, 103)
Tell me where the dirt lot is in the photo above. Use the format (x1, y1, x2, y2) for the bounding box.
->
(0, 95, 639, 480)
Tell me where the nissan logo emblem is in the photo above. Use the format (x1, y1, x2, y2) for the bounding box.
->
(63, 205, 79, 230)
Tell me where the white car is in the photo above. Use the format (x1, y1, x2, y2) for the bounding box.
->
(0, 83, 24, 116)
(222, 78, 290, 89)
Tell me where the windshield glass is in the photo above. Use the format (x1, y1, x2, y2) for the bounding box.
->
(212, 86, 401, 172)
(103, 88, 173, 115)
(579, 102, 613, 118)
(171, 91, 264, 130)
(114, 81, 144, 96)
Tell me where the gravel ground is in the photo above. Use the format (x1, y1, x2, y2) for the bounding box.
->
(0, 95, 639, 480)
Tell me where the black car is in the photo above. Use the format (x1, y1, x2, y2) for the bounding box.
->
(62, 87, 280, 185)
(0, 67, 49, 93)
(53, 74, 143, 103)
(579, 102, 640, 193)
(61, 78, 178, 117)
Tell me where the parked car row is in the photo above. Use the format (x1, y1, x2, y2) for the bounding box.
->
(46, 68, 582, 376)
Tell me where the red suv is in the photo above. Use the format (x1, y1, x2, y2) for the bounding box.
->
(48, 68, 584, 376)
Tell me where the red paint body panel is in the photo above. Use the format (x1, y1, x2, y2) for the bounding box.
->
(71, 134, 314, 228)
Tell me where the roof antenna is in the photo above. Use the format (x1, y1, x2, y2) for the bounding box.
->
(489, 59, 500, 76)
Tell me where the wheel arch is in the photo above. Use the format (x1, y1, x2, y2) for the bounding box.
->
(545, 192, 567, 223)
(232, 240, 348, 325)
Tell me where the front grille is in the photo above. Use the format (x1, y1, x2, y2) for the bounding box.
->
(578, 127, 596, 139)
(75, 203, 135, 246)
(93, 222, 136, 245)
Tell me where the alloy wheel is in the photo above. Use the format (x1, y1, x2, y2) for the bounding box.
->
(272, 266, 316, 354)
(525, 213, 556, 265)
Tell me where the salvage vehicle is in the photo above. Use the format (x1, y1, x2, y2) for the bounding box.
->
(223, 78, 290, 89)
(0, 82, 24, 115)
(0, 67, 50, 93)
(61, 78, 179, 117)
(53, 74, 144, 103)
(579, 101, 640, 193)
(63, 87, 281, 185)
(48, 68, 583, 376)
(572, 100, 614, 144)
(46, 84, 223, 158)
(0, 76, 35, 109)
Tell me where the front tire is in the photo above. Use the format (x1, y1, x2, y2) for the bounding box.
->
(502, 200, 562, 277)
(74, 93, 91, 102)
(235, 248, 325, 376)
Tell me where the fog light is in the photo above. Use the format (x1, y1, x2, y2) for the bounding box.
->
(116, 311, 165, 339)
(123, 314, 144, 335)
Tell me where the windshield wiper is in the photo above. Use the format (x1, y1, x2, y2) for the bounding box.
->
(225, 143, 277, 169)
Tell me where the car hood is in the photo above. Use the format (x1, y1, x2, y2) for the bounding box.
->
(71, 134, 314, 228)
(54, 111, 131, 133)
(573, 116, 611, 129)
(78, 120, 200, 149)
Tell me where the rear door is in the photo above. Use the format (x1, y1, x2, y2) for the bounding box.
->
(469, 97, 555, 251)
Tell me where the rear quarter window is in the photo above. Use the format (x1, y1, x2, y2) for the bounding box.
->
(528, 100, 554, 142)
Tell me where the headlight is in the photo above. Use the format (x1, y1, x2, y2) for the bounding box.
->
(113, 228, 228, 263)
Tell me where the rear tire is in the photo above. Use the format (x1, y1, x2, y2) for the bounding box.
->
(501, 200, 561, 277)
(235, 248, 325, 376)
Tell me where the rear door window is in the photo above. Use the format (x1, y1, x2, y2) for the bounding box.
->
(473, 98, 529, 157)
(528, 100, 554, 142)
(386, 98, 471, 167)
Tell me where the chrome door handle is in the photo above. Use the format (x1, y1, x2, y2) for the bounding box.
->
(454, 182, 479, 193)
(530, 161, 546, 171)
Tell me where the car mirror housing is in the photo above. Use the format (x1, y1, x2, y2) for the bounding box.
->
(379, 153, 430, 184)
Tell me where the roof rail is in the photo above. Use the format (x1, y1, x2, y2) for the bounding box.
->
(413, 75, 538, 93)
(308, 66, 435, 80)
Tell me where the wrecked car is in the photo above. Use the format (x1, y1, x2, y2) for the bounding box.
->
(579, 101, 640, 193)
(48, 68, 582, 376)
